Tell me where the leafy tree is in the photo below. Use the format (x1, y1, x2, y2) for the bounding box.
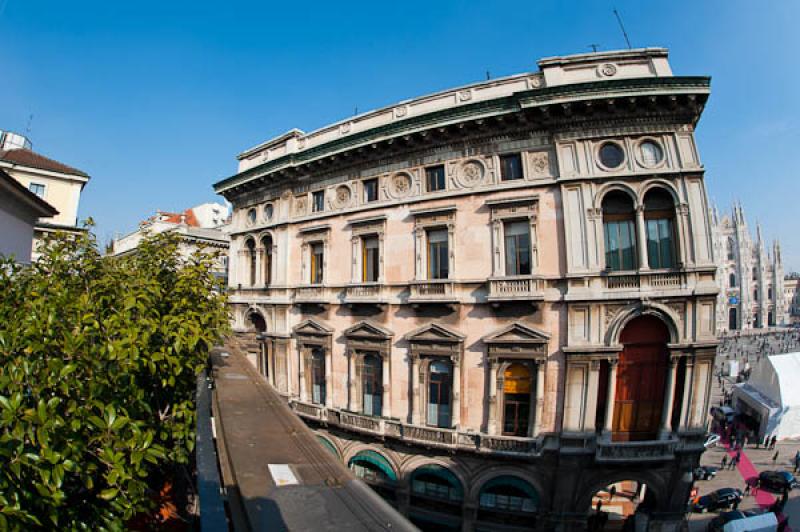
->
(0, 226, 229, 530)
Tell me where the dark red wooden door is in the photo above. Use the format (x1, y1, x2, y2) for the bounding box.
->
(613, 316, 669, 441)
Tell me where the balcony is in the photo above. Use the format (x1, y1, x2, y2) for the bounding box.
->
(337, 410, 384, 436)
(344, 283, 388, 306)
(487, 276, 544, 304)
(293, 401, 325, 420)
(408, 280, 458, 305)
(604, 271, 687, 292)
(605, 273, 640, 290)
(595, 437, 677, 463)
(293, 285, 331, 305)
(476, 433, 542, 456)
(646, 271, 686, 289)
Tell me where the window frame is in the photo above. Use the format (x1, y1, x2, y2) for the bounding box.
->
(412, 207, 456, 282)
(503, 220, 532, 276)
(310, 241, 325, 285)
(499, 153, 524, 181)
(362, 178, 379, 203)
(425, 165, 446, 193)
(28, 182, 46, 198)
(312, 190, 325, 213)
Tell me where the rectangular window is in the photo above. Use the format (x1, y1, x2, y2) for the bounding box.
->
(504, 220, 531, 276)
(28, 183, 46, 198)
(426, 228, 449, 280)
(425, 165, 446, 192)
(604, 220, 637, 271)
(363, 178, 378, 203)
(310, 242, 324, 284)
(362, 236, 380, 282)
(312, 190, 325, 212)
(646, 218, 674, 269)
(500, 153, 524, 181)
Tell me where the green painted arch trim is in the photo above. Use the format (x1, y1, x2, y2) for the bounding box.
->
(410, 464, 464, 497)
(348, 450, 397, 481)
(316, 435, 339, 458)
(480, 475, 539, 502)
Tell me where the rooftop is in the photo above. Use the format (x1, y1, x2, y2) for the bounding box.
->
(0, 148, 89, 179)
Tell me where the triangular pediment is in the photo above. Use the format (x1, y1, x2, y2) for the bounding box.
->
(483, 322, 550, 345)
(405, 323, 465, 343)
(343, 320, 394, 339)
(292, 318, 333, 336)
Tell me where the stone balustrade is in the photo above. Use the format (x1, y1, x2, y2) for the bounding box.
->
(408, 280, 457, 303)
(487, 277, 544, 302)
(294, 285, 330, 303)
(595, 437, 677, 463)
(605, 274, 640, 290)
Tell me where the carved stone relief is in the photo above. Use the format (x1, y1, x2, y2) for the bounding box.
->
(294, 195, 308, 216)
(332, 184, 353, 209)
(528, 151, 551, 177)
(387, 172, 413, 200)
(454, 159, 485, 188)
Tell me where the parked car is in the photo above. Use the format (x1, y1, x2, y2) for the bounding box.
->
(706, 510, 759, 532)
(694, 465, 719, 481)
(692, 488, 743, 513)
(758, 470, 798, 492)
(704, 433, 721, 449)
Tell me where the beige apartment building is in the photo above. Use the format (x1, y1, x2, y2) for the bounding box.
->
(215, 48, 718, 531)
(0, 130, 91, 260)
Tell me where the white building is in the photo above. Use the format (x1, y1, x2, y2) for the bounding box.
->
(785, 275, 800, 325)
(0, 169, 58, 264)
(0, 130, 91, 260)
(710, 203, 786, 332)
(111, 203, 230, 281)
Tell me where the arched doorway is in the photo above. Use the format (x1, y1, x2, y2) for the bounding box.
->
(348, 450, 397, 504)
(729, 307, 738, 330)
(589, 480, 655, 531)
(613, 316, 669, 441)
(248, 312, 268, 379)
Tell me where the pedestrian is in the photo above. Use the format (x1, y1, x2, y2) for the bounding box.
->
(771, 435, 777, 449)
(764, 435, 771, 448)
(735, 449, 742, 463)
(744, 482, 751, 496)
(721, 455, 728, 469)
(773, 450, 779, 464)
(609, 485, 616, 501)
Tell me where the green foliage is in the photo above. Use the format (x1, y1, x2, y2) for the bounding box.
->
(0, 225, 229, 530)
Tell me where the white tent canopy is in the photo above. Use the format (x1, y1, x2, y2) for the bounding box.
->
(733, 352, 800, 440)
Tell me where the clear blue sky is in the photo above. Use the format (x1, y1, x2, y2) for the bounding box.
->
(2, 1, 798, 270)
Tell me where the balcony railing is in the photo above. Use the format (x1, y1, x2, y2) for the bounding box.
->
(344, 283, 387, 304)
(478, 434, 542, 455)
(293, 401, 325, 420)
(403, 424, 457, 446)
(339, 411, 384, 435)
(605, 274, 640, 290)
(487, 277, 544, 302)
(408, 280, 457, 303)
(648, 272, 686, 288)
(294, 285, 330, 304)
(595, 438, 677, 462)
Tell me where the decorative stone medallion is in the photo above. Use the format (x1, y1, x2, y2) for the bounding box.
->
(333, 185, 352, 209)
(598, 63, 618, 77)
(456, 160, 484, 188)
(529, 151, 550, 176)
(340, 122, 352, 134)
(458, 90, 472, 102)
(294, 196, 307, 216)
(389, 173, 412, 199)
(393, 106, 408, 119)
(528, 74, 544, 89)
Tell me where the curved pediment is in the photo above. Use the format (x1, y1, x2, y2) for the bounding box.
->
(405, 323, 465, 343)
(482, 322, 550, 345)
(343, 320, 394, 339)
(292, 318, 334, 337)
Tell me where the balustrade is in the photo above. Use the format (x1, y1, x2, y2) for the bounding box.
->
(605, 274, 640, 290)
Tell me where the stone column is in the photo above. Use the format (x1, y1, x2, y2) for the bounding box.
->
(462, 502, 477, 532)
(348, 349, 356, 411)
(324, 346, 333, 408)
(381, 354, 391, 418)
(452, 359, 462, 429)
(266, 339, 275, 387)
(532, 361, 546, 436)
(487, 360, 499, 435)
(285, 340, 294, 397)
(603, 359, 618, 435)
(636, 206, 649, 270)
(584, 360, 600, 432)
(255, 250, 263, 286)
(679, 359, 694, 431)
(298, 346, 307, 402)
(411, 356, 421, 425)
(659, 357, 679, 438)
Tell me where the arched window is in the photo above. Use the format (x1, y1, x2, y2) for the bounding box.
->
(768, 311, 775, 327)
(261, 235, 272, 286)
(428, 360, 453, 428)
(246, 239, 257, 286)
(729, 273, 737, 287)
(478, 476, 538, 514)
(727, 237, 735, 260)
(729, 307, 738, 330)
(753, 267, 758, 281)
(643, 189, 676, 269)
(502, 364, 532, 437)
(768, 287, 773, 300)
(602, 191, 637, 271)
(348, 450, 396, 483)
(362, 354, 383, 417)
(311, 347, 326, 405)
(754, 289, 759, 301)
(410, 465, 463, 503)
(317, 436, 339, 459)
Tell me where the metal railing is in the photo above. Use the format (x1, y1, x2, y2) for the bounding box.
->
(195, 369, 229, 531)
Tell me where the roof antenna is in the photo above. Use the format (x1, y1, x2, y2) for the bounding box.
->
(589, 44, 600, 53)
(486, 70, 491, 80)
(613, 8, 633, 49)
(354, 106, 358, 116)
(25, 113, 34, 135)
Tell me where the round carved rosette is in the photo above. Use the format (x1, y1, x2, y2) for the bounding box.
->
(456, 160, 484, 188)
(388, 173, 412, 199)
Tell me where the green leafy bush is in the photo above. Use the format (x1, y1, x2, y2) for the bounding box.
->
(0, 226, 229, 530)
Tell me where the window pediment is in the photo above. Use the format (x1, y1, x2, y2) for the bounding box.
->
(292, 318, 333, 337)
(483, 322, 550, 345)
(405, 323, 465, 344)
(343, 320, 394, 340)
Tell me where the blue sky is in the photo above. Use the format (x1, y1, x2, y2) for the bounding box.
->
(2, 1, 798, 270)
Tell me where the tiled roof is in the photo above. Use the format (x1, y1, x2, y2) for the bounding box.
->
(0, 148, 89, 178)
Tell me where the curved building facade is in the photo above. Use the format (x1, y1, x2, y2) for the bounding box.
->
(214, 48, 718, 531)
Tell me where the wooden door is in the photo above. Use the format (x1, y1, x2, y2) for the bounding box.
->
(613, 316, 669, 441)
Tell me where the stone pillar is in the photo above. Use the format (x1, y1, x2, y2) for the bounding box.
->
(381, 354, 391, 418)
(298, 347, 307, 402)
(348, 350, 356, 411)
(266, 339, 275, 387)
(461, 502, 477, 532)
(487, 360, 499, 435)
(255, 250, 263, 286)
(584, 360, 600, 432)
(636, 206, 649, 270)
(532, 361, 546, 436)
(659, 357, 679, 438)
(396, 483, 411, 515)
(411, 356, 421, 425)
(324, 346, 333, 408)
(285, 340, 294, 397)
(679, 359, 695, 431)
(452, 359, 462, 429)
(603, 359, 618, 435)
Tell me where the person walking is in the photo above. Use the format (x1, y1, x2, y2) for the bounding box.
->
(770, 435, 777, 449)
(608, 485, 616, 502)
(773, 450, 779, 464)
(721, 455, 728, 469)
(744, 482, 751, 496)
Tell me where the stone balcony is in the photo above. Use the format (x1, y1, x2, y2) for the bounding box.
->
(293, 284, 332, 305)
(595, 436, 678, 463)
(407, 280, 458, 305)
(604, 270, 687, 291)
(486, 276, 545, 304)
(290, 401, 543, 458)
(343, 283, 388, 306)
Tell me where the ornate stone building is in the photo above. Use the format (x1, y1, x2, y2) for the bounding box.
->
(214, 48, 717, 531)
(710, 203, 787, 332)
(785, 274, 800, 325)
